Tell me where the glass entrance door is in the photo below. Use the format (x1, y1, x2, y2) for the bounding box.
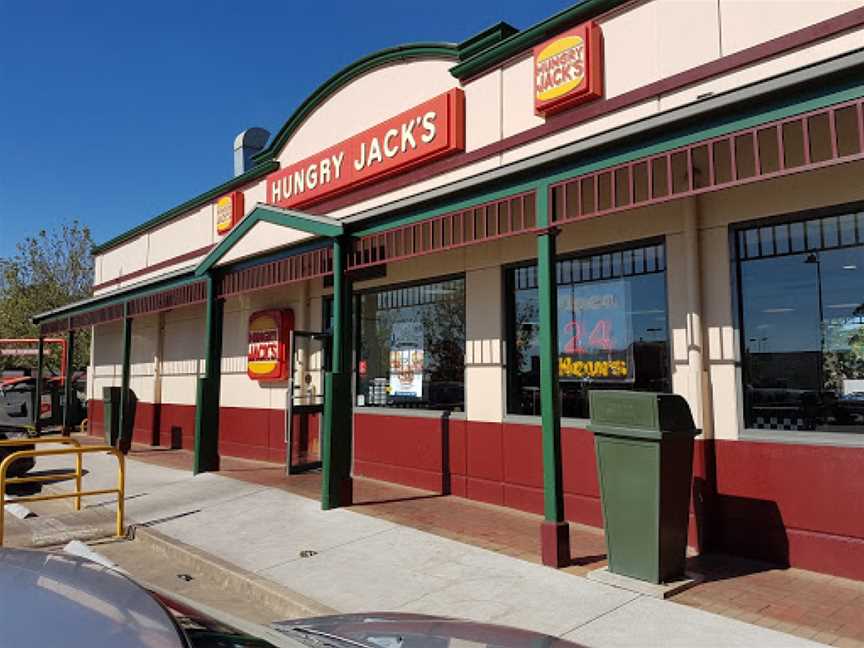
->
(285, 330, 329, 474)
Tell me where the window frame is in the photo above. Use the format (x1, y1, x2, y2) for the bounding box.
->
(503, 235, 672, 421)
(731, 199, 864, 445)
(352, 271, 467, 413)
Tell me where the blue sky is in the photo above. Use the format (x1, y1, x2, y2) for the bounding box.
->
(0, 0, 571, 258)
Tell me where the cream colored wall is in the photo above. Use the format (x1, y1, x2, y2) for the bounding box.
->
(465, 268, 505, 422)
(160, 304, 205, 406)
(465, 68, 503, 153)
(719, 0, 863, 55)
(93, 175, 268, 296)
(97, 235, 148, 287)
(91, 320, 123, 399)
(216, 221, 313, 267)
(129, 313, 158, 402)
(147, 203, 212, 266)
(276, 60, 458, 168)
(219, 282, 314, 411)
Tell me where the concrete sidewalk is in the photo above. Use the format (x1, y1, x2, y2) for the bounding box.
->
(32, 448, 822, 648)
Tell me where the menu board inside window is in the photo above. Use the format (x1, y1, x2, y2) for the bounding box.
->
(557, 280, 634, 382)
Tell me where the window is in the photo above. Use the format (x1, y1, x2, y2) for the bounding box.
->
(356, 276, 465, 411)
(506, 241, 670, 418)
(737, 210, 864, 435)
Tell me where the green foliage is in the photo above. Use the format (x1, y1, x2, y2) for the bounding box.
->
(0, 220, 93, 373)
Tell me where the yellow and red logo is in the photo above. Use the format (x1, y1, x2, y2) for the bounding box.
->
(247, 309, 293, 381)
(216, 190, 244, 236)
(534, 22, 603, 116)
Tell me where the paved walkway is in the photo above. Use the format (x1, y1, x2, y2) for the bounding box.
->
(22, 439, 835, 647)
(123, 444, 864, 647)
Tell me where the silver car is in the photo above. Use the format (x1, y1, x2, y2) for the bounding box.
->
(0, 547, 583, 647)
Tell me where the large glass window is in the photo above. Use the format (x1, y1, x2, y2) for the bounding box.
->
(506, 241, 671, 418)
(357, 276, 465, 411)
(738, 210, 864, 435)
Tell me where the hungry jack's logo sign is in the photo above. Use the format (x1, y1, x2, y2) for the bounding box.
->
(266, 89, 465, 209)
(534, 21, 603, 116)
(247, 309, 293, 381)
(215, 190, 244, 236)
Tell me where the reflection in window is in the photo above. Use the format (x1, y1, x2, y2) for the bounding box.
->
(357, 277, 465, 411)
(739, 211, 864, 434)
(507, 242, 671, 419)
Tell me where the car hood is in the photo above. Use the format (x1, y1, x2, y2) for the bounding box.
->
(273, 612, 584, 648)
(0, 547, 183, 648)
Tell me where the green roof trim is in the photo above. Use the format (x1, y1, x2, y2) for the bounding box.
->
(353, 72, 864, 237)
(251, 42, 461, 167)
(449, 0, 630, 80)
(91, 160, 279, 255)
(458, 22, 519, 60)
(87, 23, 521, 258)
(194, 205, 343, 277)
(33, 272, 201, 325)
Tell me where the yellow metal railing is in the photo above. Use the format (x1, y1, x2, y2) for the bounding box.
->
(0, 444, 125, 546)
(0, 436, 83, 510)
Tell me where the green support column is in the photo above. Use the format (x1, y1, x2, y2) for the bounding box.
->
(118, 305, 133, 451)
(536, 184, 571, 568)
(33, 336, 45, 435)
(194, 274, 224, 474)
(62, 326, 75, 435)
(321, 236, 354, 510)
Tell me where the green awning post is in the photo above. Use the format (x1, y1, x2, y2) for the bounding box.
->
(536, 184, 571, 568)
(321, 236, 354, 509)
(118, 305, 133, 450)
(194, 274, 224, 474)
(33, 336, 45, 435)
(62, 327, 75, 435)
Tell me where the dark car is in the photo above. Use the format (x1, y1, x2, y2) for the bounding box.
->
(0, 547, 584, 648)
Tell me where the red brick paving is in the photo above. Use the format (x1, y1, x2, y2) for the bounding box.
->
(95, 439, 864, 646)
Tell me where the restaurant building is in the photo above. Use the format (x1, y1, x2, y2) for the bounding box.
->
(34, 0, 864, 578)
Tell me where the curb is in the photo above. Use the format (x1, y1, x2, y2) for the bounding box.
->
(127, 525, 336, 619)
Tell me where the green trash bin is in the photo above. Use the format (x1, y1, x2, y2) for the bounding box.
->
(118, 389, 137, 455)
(102, 387, 121, 446)
(588, 390, 698, 584)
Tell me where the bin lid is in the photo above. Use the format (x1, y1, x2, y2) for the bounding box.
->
(588, 391, 697, 434)
(587, 422, 698, 440)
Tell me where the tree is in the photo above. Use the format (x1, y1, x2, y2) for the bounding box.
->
(0, 220, 93, 373)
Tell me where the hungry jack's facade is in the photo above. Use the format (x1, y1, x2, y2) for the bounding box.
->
(34, 1, 864, 577)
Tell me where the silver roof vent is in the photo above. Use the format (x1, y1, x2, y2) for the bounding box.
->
(233, 127, 270, 177)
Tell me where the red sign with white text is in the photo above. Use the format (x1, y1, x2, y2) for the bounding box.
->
(267, 89, 465, 209)
(534, 22, 603, 116)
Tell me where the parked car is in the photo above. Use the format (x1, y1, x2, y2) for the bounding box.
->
(0, 374, 86, 437)
(0, 430, 35, 477)
(0, 546, 583, 647)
